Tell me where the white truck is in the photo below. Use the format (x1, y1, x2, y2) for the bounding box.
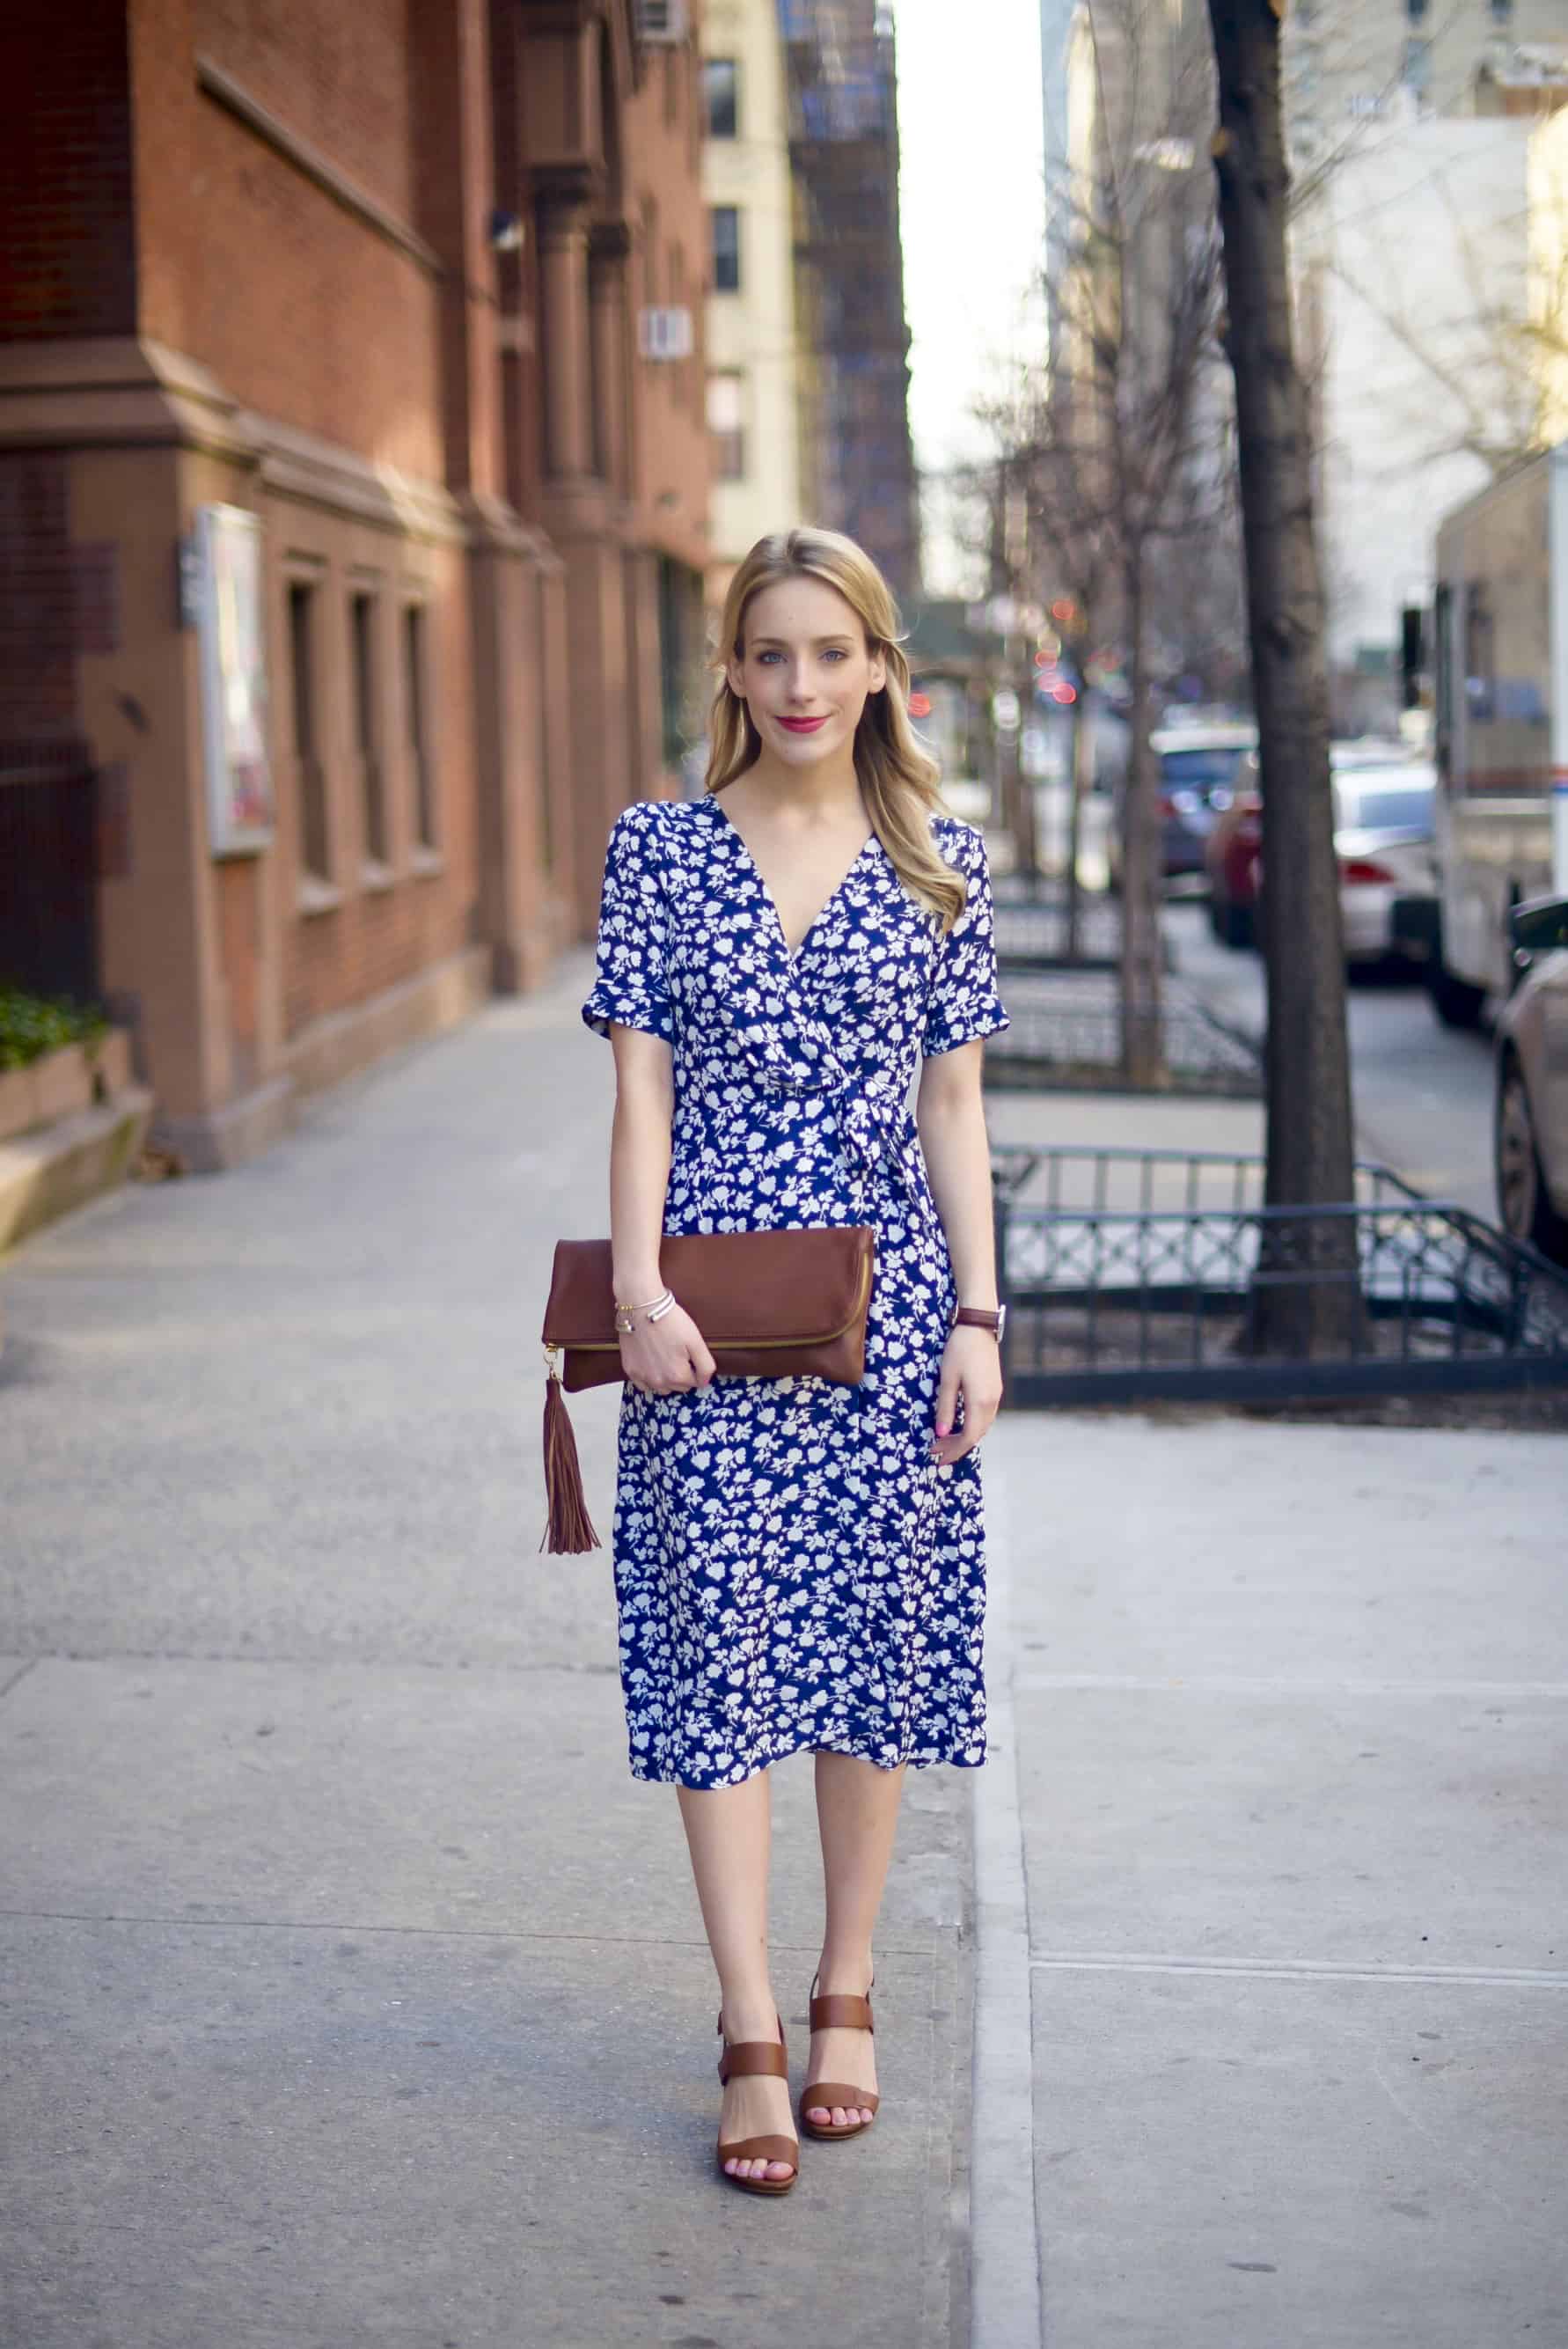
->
(1410, 444, 1568, 1025)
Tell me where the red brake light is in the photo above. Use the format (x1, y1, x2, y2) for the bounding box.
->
(1340, 857, 1394, 885)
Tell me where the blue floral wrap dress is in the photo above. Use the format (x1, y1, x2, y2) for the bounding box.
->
(582, 795, 1009, 1789)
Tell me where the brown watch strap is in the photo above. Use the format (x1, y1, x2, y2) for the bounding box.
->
(952, 1306, 1002, 1333)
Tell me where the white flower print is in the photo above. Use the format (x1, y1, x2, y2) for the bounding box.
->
(582, 796, 1009, 1787)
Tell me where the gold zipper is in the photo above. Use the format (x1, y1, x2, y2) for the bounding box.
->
(554, 1249, 873, 1354)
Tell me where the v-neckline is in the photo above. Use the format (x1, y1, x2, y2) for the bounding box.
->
(707, 797, 880, 964)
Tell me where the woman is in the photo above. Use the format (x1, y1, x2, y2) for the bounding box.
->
(582, 526, 1008, 2198)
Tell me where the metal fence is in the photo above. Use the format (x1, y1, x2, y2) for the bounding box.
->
(993, 894, 1125, 973)
(991, 1145, 1568, 1405)
(985, 974, 1263, 1097)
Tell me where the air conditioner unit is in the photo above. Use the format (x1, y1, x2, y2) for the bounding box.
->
(639, 305, 694, 361)
(636, 0, 688, 42)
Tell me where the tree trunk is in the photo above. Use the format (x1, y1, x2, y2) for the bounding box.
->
(1118, 550, 1165, 1087)
(1206, 0, 1359, 1354)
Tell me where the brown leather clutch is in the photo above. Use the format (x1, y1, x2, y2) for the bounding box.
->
(544, 1226, 876, 1391)
(539, 1226, 876, 1554)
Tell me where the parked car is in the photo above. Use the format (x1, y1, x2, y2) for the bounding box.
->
(1205, 745, 1435, 962)
(1494, 894, 1568, 1265)
(1109, 722, 1258, 888)
(1333, 766, 1438, 963)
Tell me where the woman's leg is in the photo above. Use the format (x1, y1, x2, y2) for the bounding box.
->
(678, 1771, 795, 2182)
(807, 1751, 905, 2127)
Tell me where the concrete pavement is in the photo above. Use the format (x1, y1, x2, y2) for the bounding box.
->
(979, 1409, 1568, 2345)
(3, 957, 1565, 2346)
(0, 965, 966, 2349)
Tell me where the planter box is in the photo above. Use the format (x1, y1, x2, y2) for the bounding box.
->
(0, 1031, 132, 1143)
(88, 1027, 133, 1101)
(0, 1064, 33, 1144)
(30, 1040, 93, 1126)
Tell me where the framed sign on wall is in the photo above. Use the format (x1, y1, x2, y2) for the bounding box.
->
(194, 503, 275, 855)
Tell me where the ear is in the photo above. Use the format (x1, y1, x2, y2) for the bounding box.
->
(725, 647, 746, 701)
(867, 645, 888, 695)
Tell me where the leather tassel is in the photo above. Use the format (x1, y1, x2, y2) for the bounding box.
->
(541, 1364, 600, 1554)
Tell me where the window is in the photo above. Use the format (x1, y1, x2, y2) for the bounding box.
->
(1403, 33, 1432, 95)
(349, 591, 386, 867)
(288, 581, 329, 883)
(707, 371, 745, 479)
(703, 57, 738, 137)
(1405, 0, 1428, 18)
(710, 204, 740, 293)
(403, 605, 436, 853)
(1490, 0, 1512, 18)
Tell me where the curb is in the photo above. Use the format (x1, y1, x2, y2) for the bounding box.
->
(0, 1087, 154, 1259)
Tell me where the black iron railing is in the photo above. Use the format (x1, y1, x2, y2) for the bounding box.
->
(991, 1145, 1568, 1404)
(985, 975, 1263, 1097)
(993, 895, 1125, 973)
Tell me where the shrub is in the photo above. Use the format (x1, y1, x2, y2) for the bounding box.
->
(0, 987, 110, 1072)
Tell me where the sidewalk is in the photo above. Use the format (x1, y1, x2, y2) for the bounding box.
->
(3, 966, 1564, 2346)
(980, 1406, 1567, 2345)
(0, 965, 965, 2349)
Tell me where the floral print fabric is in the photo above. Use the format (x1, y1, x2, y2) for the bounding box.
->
(582, 795, 1008, 1787)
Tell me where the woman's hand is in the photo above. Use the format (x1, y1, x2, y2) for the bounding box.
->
(619, 1303, 717, 1398)
(931, 1325, 1004, 1465)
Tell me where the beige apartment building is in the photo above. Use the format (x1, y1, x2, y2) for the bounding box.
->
(700, 0, 803, 613)
(1286, 0, 1568, 142)
(1285, 2, 1568, 714)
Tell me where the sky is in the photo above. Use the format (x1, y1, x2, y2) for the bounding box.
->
(894, 0, 1049, 592)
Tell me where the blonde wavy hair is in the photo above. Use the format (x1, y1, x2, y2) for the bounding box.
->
(706, 526, 967, 932)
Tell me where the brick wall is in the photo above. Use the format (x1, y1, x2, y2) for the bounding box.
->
(128, 0, 444, 474)
(626, 33, 712, 583)
(194, 0, 418, 222)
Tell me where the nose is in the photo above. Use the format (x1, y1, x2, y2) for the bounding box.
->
(786, 656, 813, 701)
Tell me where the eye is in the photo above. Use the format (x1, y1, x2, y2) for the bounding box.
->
(755, 650, 783, 664)
(821, 648, 848, 664)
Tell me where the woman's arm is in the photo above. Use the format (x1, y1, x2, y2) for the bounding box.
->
(917, 1039, 1003, 1464)
(608, 1025, 714, 1394)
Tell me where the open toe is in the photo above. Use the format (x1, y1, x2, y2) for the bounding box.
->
(715, 2015, 799, 2198)
(799, 1980, 881, 2144)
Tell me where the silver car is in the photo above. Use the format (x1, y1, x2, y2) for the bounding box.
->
(1332, 764, 1437, 965)
(1495, 896, 1568, 1265)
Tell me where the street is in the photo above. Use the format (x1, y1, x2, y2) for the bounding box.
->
(1167, 904, 1500, 1217)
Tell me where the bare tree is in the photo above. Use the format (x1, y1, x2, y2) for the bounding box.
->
(1207, 0, 1359, 1354)
(979, 0, 1232, 1082)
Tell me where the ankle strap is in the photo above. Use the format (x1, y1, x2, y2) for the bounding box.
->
(809, 1992, 873, 2033)
(718, 2038, 789, 2081)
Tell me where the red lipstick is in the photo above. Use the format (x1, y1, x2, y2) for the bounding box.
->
(776, 715, 828, 734)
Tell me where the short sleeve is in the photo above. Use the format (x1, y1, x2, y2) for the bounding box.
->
(581, 804, 675, 1043)
(922, 824, 1010, 1057)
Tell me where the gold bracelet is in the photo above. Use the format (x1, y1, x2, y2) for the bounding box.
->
(614, 1288, 674, 1334)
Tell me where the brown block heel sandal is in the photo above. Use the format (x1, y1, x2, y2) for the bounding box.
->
(715, 2015, 799, 2197)
(799, 1977, 880, 2142)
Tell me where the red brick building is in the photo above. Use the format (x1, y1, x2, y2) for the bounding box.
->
(0, 0, 710, 1167)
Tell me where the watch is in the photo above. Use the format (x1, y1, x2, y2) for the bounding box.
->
(952, 1304, 1007, 1341)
